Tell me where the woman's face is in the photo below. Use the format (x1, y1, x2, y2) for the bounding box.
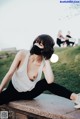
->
(30, 41, 44, 56)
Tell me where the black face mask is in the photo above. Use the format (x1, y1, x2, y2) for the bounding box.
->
(30, 45, 43, 55)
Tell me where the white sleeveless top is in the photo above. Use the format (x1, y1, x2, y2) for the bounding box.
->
(12, 51, 45, 92)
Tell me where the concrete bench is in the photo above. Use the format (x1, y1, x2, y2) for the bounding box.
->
(0, 94, 80, 119)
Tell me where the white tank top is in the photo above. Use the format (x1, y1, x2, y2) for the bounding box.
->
(12, 51, 45, 92)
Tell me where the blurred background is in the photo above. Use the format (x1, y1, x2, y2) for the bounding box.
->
(0, 0, 80, 50)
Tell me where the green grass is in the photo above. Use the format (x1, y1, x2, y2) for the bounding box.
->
(0, 52, 15, 83)
(51, 46, 80, 93)
(0, 46, 80, 93)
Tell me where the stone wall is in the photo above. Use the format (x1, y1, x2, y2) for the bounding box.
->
(0, 106, 48, 119)
(0, 94, 80, 119)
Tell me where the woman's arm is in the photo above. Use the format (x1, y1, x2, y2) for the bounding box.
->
(43, 60, 54, 84)
(60, 35, 65, 39)
(0, 50, 23, 93)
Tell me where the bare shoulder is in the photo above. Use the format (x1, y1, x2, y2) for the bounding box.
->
(16, 49, 29, 60)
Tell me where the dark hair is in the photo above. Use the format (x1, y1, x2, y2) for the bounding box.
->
(33, 34, 55, 59)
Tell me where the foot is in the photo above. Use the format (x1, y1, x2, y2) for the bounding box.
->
(74, 104, 80, 109)
(74, 93, 80, 105)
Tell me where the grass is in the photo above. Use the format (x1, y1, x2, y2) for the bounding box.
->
(0, 52, 15, 83)
(0, 46, 80, 93)
(51, 46, 80, 93)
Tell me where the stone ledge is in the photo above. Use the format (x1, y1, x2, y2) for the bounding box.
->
(0, 94, 80, 119)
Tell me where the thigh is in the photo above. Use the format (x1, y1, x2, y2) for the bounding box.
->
(0, 81, 21, 105)
(0, 79, 48, 104)
(20, 79, 48, 99)
(0, 89, 13, 105)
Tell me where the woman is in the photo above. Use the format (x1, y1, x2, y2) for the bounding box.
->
(65, 31, 75, 46)
(0, 34, 80, 108)
(56, 30, 65, 47)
